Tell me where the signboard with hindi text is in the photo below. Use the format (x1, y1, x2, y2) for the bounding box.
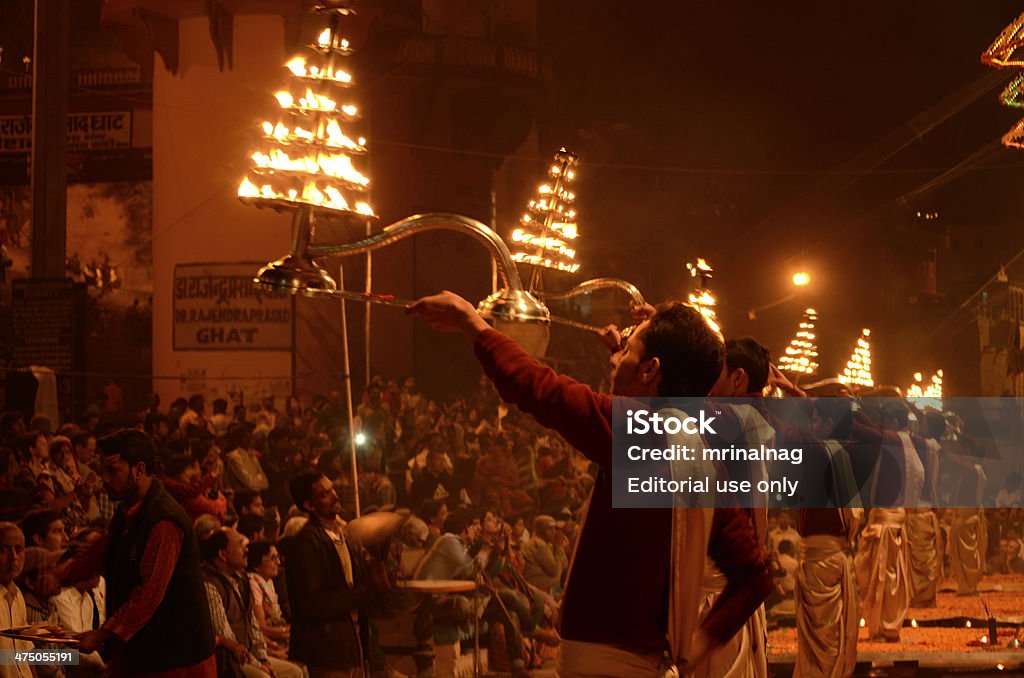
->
(173, 262, 293, 351)
(0, 112, 133, 153)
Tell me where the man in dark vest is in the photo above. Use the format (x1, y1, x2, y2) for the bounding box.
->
(201, 527, 303, 677)
(68, 429, 216, 677)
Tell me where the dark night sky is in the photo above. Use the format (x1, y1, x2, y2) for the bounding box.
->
(535, 2, 1024, 381)
(2, 1, 1023, 384)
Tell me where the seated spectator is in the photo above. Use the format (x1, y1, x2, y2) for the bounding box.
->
(510, 517, 530, 551)
(471, 436, 534, 517)
(262, 427, 305, 516)
(482, 509, 560, 650)
(201, 528, 303, 678)
(359, 463, 397, 512)
(52, 530, 106, 675)
(410, 447, 457, 509)
(194, 513, 223, 541)
(20, 509, 68, 552)
(209, 399, 232, 437)
(199, 439, 225, 493)
(0, 523, 34, 662)
(28, 416, 52, 439)
(224, 424, 269, 493)
(163, 456, 228, 522)
(521, 515, 569, 593)
(49, 436, 97, 527)
(989, 538, 1024, 574)
(0, 451, 32, 522)
(234, 489, 267, 520)
(416, 499, 448, 550)
(997, 474, 1024, 509)
(19, 547, 61, 626)
(143, 412, 171, 445)
(237, 514, 266, 543)
(52, 528, 106, 629)
(416, 510, 553, 678)
(22, 547, 90, 677)
(0, 411, 27, 447)
(179, 394, 213, 436)
(15, 432, 51, 496)
(247, 541, 290, 656)
(990, 538, 1012, 574)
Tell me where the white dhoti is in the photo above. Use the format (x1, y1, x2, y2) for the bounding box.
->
(854, 508, 909, 641)
(905, 508, 941, 607)
(948, 508, 986, 596)
(795, 534, 858, 678)
(691, 565, 768, 678)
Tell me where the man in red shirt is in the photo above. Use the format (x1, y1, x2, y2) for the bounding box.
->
(409, 292, 772, 677)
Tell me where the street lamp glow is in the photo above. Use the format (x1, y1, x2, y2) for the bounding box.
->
(354, 432, 367, 446)
(792, 272, 810, 287)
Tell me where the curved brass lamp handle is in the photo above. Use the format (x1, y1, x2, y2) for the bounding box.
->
(540, 277, 647, 308)
(307, 212, 526, 293)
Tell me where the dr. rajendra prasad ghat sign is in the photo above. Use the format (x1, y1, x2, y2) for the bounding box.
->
(173, 262, 292, 351)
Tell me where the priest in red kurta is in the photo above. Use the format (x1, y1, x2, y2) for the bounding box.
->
(409, 292, 773, 677)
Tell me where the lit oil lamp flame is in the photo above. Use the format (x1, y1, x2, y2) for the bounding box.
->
(251, 149, 369, 186)
(238, 177, 259, 198)
(237, 177, 375, 217)
(285, 57, 353, 84)
(274, 88, 338, 112)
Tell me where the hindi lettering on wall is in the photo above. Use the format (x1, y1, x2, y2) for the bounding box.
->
(173, 262, 293, 351)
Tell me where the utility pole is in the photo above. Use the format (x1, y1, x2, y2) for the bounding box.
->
(30, 0, 70, 278)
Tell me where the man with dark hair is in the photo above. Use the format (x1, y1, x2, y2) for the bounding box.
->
(71, 432, 97, 468)
(285, 472, 392, 677)
(19, 509, 67, 552)
(905, 408, 944, 608)
(409, 510, 481, 678)
(201, 528, 302, 677)
(410, 446, 457, 510)
(0, 412, 26, 448)
(711, 337, 772, 397)
(179, 394, 213, 435)
(753, 395, 864, 677)
(262, 427, 301, 515)
(847, 401, 932, 641)
(64, 429, 217, 676)
(234, 489, 266, 519)
(237, 514, 266, 543)
(0, 522, 33, 678)
(417, 499, 448, 549)
(144, 412, 171, 445)
(409, 292, 772, 676)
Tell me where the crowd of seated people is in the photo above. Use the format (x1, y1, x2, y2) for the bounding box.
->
(0, 373, 595, 677)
